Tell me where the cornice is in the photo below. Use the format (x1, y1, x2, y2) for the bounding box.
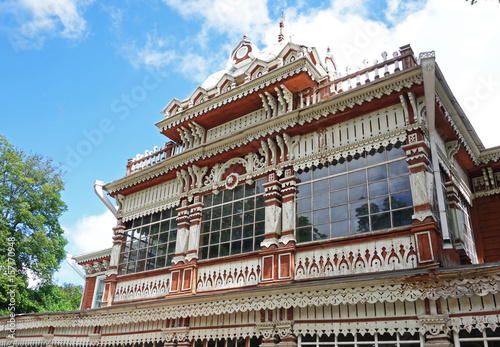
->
(435, 84, 481, 165)
(73, 248, 112, 264)
(155, 57, 324, 132)
(106, 68, 424, 195)
(4, 264, 500, 330)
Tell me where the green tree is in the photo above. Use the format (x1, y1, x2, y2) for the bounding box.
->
(0, 135, 69, 315)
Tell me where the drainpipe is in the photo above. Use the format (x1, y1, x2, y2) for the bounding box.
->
(66, 254, 85, 279)
(420, 51, 453, 248)
(94, 180, 117, 217)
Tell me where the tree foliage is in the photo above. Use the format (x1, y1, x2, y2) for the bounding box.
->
(0, 135, 73, 315)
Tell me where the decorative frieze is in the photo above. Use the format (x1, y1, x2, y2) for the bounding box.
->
(113, 274, 170, 303)
(196, 259, 260, 292)
(119, 180, 181, 222)
(472, 167, 500, 198)
(295, 236, 417, 279)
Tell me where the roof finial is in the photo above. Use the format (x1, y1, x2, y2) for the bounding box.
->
(243, 33, 248, 40)
(278, 10, 284, 43)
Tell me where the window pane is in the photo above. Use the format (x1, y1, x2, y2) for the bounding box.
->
(231, 241, 242, 255)
(368, 165, 387, 182)
(297, 169, 311, 183)
(388, 159, 409, 176)
(330, 174, 347, 190)
(387, 145, 405, 160)
(298, 212, 312, 226)
(255, 222, 265, 235)
(369, 181, 389, 197)
(297, 197, 312, 212)
(220, 243, 230, 257)
(391, 191, 413, 208)
(221, 230, 230, 242)
(372, 212, 391, 231)
(330, 189, 348, 206)
(313, 193, 329, 209)
(331, 205, 348, 221)
(348, 156, 366, 170)
(349, 185, 367, 201)
(313, 223, 330, 240)
(331, 219, 349, 237)
(297, 183, 312, 197)
(370, 196, 390, 213)
(392, 208, 413, 227)
(349, 170, 366, 186)
(255, 208, 265, 222)
(298, 227, 312, 242)
(351, 217, 369, 233)
(314, 208, 330, 225)
(234, 185, 244, 199)
(244, 197, 255, 211)
(313, 179, 329, 195)
(312, 166, 329, 180)
(232, 227, 242, 240)
(233, 213, 243, 226)
(390, 176, 411, 193)
(242, 238, 253, 253)
(233, 200, 244, 213)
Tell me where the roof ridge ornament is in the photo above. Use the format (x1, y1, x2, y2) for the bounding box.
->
(278, 10, 284, 43)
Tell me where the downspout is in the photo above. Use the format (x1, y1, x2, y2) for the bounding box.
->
(420, 51, 453, 248)
(66, 254, 85, 279)
(94, 180, 117, 217)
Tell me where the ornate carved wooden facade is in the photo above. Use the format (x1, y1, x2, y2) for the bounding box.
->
(3, 36, 500, 347)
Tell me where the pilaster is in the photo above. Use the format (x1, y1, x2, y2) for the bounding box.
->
(262, 172, 282, 250)
(280, 167, 297, 246)
(186, 194, 203, 262)
(173, 198, 190, 264)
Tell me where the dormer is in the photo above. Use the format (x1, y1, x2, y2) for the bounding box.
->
(247, 59, 268, 81)
(277, 43, 304, 65)
(216, 73, 236, 95)
(189, 86, 209, 107)
(230, 35, 259, 69)
(162, 98, 182, 118)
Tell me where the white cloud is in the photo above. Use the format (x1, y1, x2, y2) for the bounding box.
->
(0, 0, 92, 50)
(101, 4, 123, 35)
(163, 0, 271, 40)
(63, 210, 115, 255)
(122, 30, 178, 70)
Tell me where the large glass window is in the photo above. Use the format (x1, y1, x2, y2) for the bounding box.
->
(300, 332, 423, 347)
(118, 209, 177, 275)
(92, 277, 105, 308)
(456, 328, 500, 347)
(296, 145, 413, 242)
(200, 179, 266, 260)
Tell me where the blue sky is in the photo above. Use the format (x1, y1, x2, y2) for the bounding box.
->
(1, 0, 499, 286)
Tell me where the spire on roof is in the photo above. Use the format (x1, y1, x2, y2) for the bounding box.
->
(243, 33, 248, 40)
(278, 10, 284, 43)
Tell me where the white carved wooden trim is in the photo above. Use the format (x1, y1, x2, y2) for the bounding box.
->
(206, 108, 268, 142)
(113, 273, 170, 303)
(196, 258, 260, 292)
(120, 180, 181, 222)
(292, 104, 409, 171)
(295, 236, 417, 280)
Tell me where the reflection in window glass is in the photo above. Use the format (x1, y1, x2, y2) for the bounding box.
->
(200, 179, 266, 259)
(296, 145, 413, 242)
(300, 332, 422, 347)
(118, 209, 178, 275)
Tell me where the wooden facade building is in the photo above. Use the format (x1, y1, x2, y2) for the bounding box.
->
(2, 34, 500, 347)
